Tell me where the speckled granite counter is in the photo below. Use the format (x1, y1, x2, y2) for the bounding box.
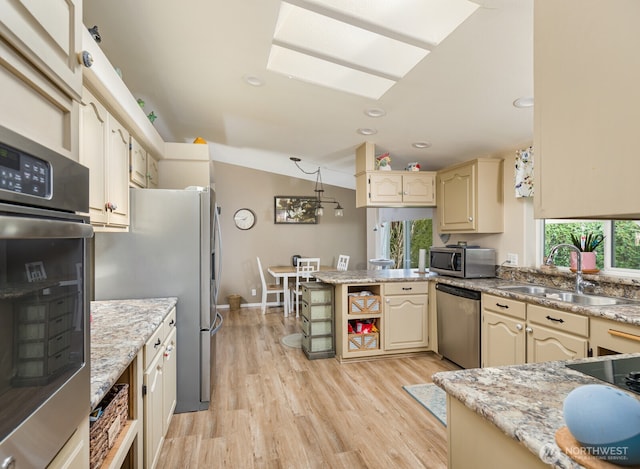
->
(314, 269, 640, 326)
(90, 297, 177, 409)
(432, 353, 640, 468)
(314, 268, 437, 284)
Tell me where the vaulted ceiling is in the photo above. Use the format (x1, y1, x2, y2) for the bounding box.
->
(83, 0, 533, 188)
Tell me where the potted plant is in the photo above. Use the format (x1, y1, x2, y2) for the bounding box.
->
(569, 232, 604, 272)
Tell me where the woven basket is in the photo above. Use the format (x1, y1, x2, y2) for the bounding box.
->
(89, 383, 129, 469)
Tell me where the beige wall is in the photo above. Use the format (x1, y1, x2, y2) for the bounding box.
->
(213, 162, 366, 306)
(431, 143, 537, 268)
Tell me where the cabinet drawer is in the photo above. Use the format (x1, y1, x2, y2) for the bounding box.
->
(301, 316, 332, 336)
(144, 325, 166, 369)
(165, 307, 177, 334)
(301, 301, 332, 321)
(385, 282, 428, 296)
(301, 283, 332, 304)
(591, 317, 640, 355)
(302, 334, 333, 352)
(482, 293, 526, 320)
(527, 304, 589, 337)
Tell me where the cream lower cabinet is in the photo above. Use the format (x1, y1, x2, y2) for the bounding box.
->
(335, 282, 429, 360)
(384, 282, 429, 350)
(47, 416, 90, 469)
(590, 317, 640, 355)
(143, 307, 177, 469)
(436, 158, 503, 233)
(482, 294, 588, 367)
(80, 87, 130, 229)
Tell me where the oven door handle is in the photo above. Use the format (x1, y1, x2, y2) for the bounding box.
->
(0, 216, 94, 239)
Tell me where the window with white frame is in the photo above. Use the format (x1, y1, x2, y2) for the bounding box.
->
(543, 220, 640, 274)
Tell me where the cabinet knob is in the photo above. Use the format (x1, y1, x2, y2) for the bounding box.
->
(386, 298, 390, 303)
(525, 326, 533, 333)
(1, 456, 16, 469)
(78, 50, 94, 68)
(516, 323, 523, 331)
(105, 202, 118, 212)
(468, 217, 473, 221)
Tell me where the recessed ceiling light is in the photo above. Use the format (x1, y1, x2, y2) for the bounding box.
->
(364, 108, 386, 118)
(243, 75, 264, 86)
(357, 128, 378, 135)
(513, 96, 534, 108)
(412, 141, 432, 149)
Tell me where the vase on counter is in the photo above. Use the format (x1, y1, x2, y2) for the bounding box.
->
(570, 251, 598, 273)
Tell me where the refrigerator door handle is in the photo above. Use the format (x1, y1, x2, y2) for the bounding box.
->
(201, 311, 223, 402)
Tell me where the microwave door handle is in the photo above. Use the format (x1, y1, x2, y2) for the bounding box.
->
(449, 253, 456, 270)
(0, 216, 93, 239)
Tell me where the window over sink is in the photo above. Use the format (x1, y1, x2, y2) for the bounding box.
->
(543, 219, 640, 275)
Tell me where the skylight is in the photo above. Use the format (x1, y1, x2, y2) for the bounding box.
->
(267, 0, 480, 99)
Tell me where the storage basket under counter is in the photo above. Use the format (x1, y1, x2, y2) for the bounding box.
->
(300, 282, 335, 359)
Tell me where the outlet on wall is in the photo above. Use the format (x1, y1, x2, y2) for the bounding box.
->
(251, 288, 256, 296)
(507, 253, 518, 266)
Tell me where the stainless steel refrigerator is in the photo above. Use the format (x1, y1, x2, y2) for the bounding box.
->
(94, 186, 223, 413)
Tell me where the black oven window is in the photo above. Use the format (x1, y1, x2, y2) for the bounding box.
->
(0, 237, 85, 442)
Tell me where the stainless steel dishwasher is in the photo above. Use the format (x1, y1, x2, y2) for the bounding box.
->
(436, 283, 481, 369)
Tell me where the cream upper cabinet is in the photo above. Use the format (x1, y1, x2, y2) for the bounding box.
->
(533, 0, 640, 219)
(354, 142, 436, 207)
(482, 294, 588, 367)
(436, 158, 503, 233)
(80, 88, 129, 229)
(0, 0, 83, 100)
(147, 154, 159, 189)
(130, 137, 148, 187)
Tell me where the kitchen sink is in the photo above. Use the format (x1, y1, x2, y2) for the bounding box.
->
(497, 284, 632, 306)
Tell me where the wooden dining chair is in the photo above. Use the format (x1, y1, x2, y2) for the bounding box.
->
(257, 257, 287, 314)
(291, 257, 320, 317)
(336, 254, 350, 271)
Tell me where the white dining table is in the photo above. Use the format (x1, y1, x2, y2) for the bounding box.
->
(267, 265, 333, 317)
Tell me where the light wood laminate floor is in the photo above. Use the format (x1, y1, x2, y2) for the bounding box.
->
(157, 306, 459, 468)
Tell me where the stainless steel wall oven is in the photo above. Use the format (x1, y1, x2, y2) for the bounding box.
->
(0, 126, 92, 468)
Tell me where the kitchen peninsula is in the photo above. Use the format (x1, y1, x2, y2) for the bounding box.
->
(432, 354, 640, 468)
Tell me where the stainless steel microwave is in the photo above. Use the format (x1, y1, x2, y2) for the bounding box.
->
(429, 246, 496, 278)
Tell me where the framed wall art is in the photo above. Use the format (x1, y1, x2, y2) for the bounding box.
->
(274, 196, 318, 224)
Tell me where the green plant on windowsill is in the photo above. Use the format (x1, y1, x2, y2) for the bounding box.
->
(570, 232, 604, 252)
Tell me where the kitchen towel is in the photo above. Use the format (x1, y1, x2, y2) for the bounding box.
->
(514, 146, 534, 198)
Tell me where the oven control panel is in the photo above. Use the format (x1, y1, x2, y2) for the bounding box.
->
(0, 141, 50, 198)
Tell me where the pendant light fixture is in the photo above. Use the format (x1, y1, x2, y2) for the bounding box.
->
(290, 157, 344, 217)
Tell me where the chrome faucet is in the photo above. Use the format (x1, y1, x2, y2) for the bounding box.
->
(545, 243, 591, 294)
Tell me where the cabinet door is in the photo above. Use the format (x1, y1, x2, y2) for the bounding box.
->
(384, 294, 428, 350)
(130, 138, 148, 187)
(403, 173, 435, 204)
(106, 115, 130, 227)
(144, 349, 165, 469)
(526, 324, 588, 363)
(534, 0, 640, 219)
(147, 155, 159, 189)
(162, 327, 177, 434)
(437, 163, 475, 232)
(80, 89, 108, 224)
(0, 0, 82, 99)
(368, 173, 403, 203)
(482, 310, 525, 367)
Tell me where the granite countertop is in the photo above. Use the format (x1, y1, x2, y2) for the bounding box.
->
(432, 353, 640, 468)
(314, 269, 437, 284)
(314, 269, 640, 326)
(90, 297, 177, 409)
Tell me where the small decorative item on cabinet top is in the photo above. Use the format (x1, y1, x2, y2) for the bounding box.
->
(376, 152, 391, 170)
(514, 146, 534, 198)
(406, 162, 420, 171)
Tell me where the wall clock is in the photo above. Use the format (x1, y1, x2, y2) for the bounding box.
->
(233, 208, 256, 230)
